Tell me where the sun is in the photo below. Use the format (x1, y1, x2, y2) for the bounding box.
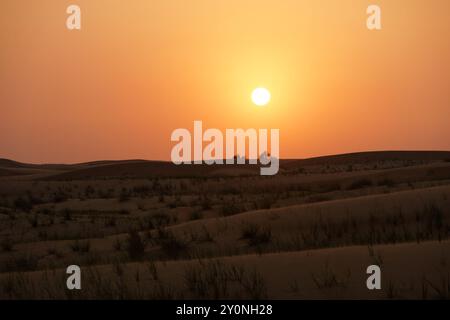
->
(251, 88, 271, 106)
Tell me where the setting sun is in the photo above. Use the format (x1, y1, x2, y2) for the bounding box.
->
(251, 88, 271, 106)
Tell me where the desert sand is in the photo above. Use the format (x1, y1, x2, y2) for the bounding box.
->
(0, 151, 449, 299)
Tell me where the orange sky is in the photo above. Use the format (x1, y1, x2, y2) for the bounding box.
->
(1, 0, 449, 163)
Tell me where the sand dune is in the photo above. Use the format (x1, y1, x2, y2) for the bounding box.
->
(0, 151, 449, 299)
(1, 150, 449, 180)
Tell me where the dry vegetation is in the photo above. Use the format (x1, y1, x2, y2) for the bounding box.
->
(0, 151, 449, 299)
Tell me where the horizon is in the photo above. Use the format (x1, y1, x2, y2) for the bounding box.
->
(2, 149, 450, 166)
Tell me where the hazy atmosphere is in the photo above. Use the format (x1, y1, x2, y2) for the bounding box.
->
(1, 0, 450, 163)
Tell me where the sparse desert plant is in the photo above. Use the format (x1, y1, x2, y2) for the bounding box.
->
(347, 178, 373, 190)
(386, 280, 398, 299)
(189, 210, 203, 221)
(199, 226, 214, 242)
(159, 233, 188, 259)
(240, 223, 272, 246)
(311, 261, 351, 289)
(113, 238, 122, 251)
(133, 185, 151, 198)
(105, 217, 116, 227)
(151, 281, 179, 299)
(0, 272, 34, 299)
(184, 261, 233, 299)
(126, 230, 145, 260)
(53, 190, 68, 203)
(151, 210, 172, 227)
(38, 230, 49, 241)
(425, 272, 450, 299)
(70, 240, 91, 253)
(47, 248, 63, 259)
(377, 178, 395, 187)
(241, 223, 260, 240)
(260, 195, 276, 209)
(201, 196, 212, 210)
(1, 237, 13, 252)
(147, 261, 159, 280)
(289, 280, 300, 294)
(119, 209, 130, 215)
(84, 185, 95, 198)
(3, 254, 39, 273)
(112, 261, 125, 277)
(28, 214, 39, 228)
(367, 245, 384, 266)
(168, 195, 183, 208)
(183, 260, 267, 299)
(13, 196, 33, 212)
(221, 202, 242, 216)
(119, 188, 131, 202)
(62, 208, 72, 221)
(240, 268, 268, 300)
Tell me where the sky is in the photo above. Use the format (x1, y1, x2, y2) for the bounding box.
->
(1, 0, 449, 163)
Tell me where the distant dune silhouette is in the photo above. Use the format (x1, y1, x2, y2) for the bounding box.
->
(1, 151, 449, 180)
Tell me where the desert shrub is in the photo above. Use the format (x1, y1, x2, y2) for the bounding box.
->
(84, 185, 96, 198)
(159, 234, 188, 259)
(151, 210, 171, 227)
(126, 230, 145, 260)
(221, 185, 240, 195)
(146, 261, 159, 281)
(119, 209, 130, 215)
(70, 240, 91, 253)
(26, 191, 43, 206)
(422, 203, 445, 240)
(241, 223, 260, 240)
(318, 182, 341, 193)
(424, 272, 450, 299)
(37, 230, 48, 241)
(377, 178, 395, 187)
(119, 188, 131, 202)
(1, 237, 13, 252)
(53, 190, 68, 203)
(105, 217, 116, 227)
(113, 238, 122, 251)
(189, 210, 203, 221)
(28, 214, 39, 228)
(311, 262, 350, 289)
(201, 197, 212, 210)
(221, 202, 242, 216)
(133, 185, 151, 197)
(241, 223, 272, 246)
(156, 227, 171, 240)
(259, 195, 276, 210)
(347, 178, 373, 190)
(2, 254, 39, 273)
(62, 208, 73, 221)
(168, 197, 182, 209)
(98, 188, 114, 199)
(13, 196, 32, 212)
(183, 261, 267, 299)
(38, 207, 53, 215)
(199, 226, 214, 243)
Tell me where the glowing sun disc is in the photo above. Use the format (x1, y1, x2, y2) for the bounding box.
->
(251, 88, 271, 106)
